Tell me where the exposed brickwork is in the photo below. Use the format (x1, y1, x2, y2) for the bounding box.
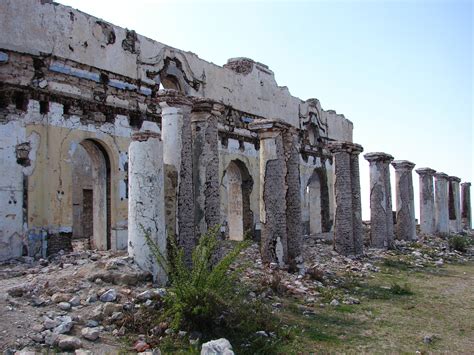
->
(261, 135, 288, 265)
(47, 233, 73, 256)
(0, 51, 160, 124)
(191, 99, 224, 236)
(284, 129, 303, 269)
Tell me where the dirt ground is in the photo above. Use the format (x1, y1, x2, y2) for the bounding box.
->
(0, 232, 473, 354)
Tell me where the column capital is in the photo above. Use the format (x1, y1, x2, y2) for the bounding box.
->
(391, 160, 415, 171)
(448, 176, 461, 183)
(415, 167, 436, 176)
(434, 172, 449, 180)
(156, 89, 193, 107)
(364, 152, 394, 163)
(131, 131, 161, 142)
(461, 182, 471, 187)
(327, 141, 363, 155)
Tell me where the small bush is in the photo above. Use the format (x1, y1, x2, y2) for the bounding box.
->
(145, 225, 289, 354)
(448, 235, 469, 253)
(390, 282, 413, 296)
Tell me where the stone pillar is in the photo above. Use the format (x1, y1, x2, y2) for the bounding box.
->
(415, 168, 436, 235)
(191, 98, 225, 236)
(283, 127, 303, 270)
(434, 172, 449, 234)
(461, 182, 471, 230)
(157, 90, 194, 264)
(364, 152, 394, 248)
(448, 176, 462, 233)
(350, 146, 364, 255)
(391, 160, 416, 241)
(327, 142, 364, 256)
(128, 130, 167, 284)
(249, 119, 289, 266)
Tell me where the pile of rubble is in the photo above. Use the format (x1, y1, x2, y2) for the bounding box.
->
(1, 232, 472, 354)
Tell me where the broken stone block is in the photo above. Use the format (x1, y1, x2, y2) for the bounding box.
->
(201, 338, 234, 355)
(57, 335, 83, 350)
(58, 301, 71, 311)
(99, 289, 117, 302)
(81, 327, 100, 341)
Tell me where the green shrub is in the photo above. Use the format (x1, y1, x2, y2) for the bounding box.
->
(448, 235, 469, 253)
(390, 282, 413, 296)
(145, 225, 289, 354)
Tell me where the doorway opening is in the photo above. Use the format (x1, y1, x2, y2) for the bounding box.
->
(72, 139, 111, 250)
(306, 167, 331, 234)
(224, 160, 253, 241)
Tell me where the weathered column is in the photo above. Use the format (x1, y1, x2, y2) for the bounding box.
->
(391, 160, 416, 241)
(461, 182, 471, 230)
(434, 172, 449, 234)
(350, 145, 364, 255)
(283, 127, 303, 270)
(191, 98, 225, 236)
(128, 130, 167, 284)
(448, 176, 462, 233)
(157, 90, 195, 264)
(249, 119, 289, 266)
(415, 168, 436, 235)
(364, 152, 394, 248)
(327, 142, 364, 256)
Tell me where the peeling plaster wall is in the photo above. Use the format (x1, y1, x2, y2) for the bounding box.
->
(1, 99, 132, 257)
(0, 120, 28, 260)
(0, 0, 353, 141)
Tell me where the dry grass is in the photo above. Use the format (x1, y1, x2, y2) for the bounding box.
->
(278, 262, 474, 353)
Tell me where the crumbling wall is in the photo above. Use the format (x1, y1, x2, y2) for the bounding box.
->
(0, 0, 353, 141)
(0, 95, 133, 258)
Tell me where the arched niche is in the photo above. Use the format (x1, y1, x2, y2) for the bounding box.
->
(222, 159, 254, 240)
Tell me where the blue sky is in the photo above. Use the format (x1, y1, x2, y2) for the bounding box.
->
(57, 0, 472, 220)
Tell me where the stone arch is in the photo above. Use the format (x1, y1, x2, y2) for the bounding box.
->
(223, 159, 254, 240)
(306, 167, 331, 234)
(72, 139, 112, 250)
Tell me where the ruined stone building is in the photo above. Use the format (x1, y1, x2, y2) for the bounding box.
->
(0, 1, 471, 280)
(0, 0, 353, 264)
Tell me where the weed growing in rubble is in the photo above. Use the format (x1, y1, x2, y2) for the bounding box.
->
(447, 234, 471, 253)
(145, 225, 289, 354)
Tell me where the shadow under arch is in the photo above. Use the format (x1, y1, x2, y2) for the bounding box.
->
(222, 159, 254, 240)
(306, 166, 331, 234)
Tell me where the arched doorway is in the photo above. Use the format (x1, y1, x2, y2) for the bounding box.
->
(223, 160, 253, 241)
(71, 139, 111, 250)
(306, 167, 331, 235)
